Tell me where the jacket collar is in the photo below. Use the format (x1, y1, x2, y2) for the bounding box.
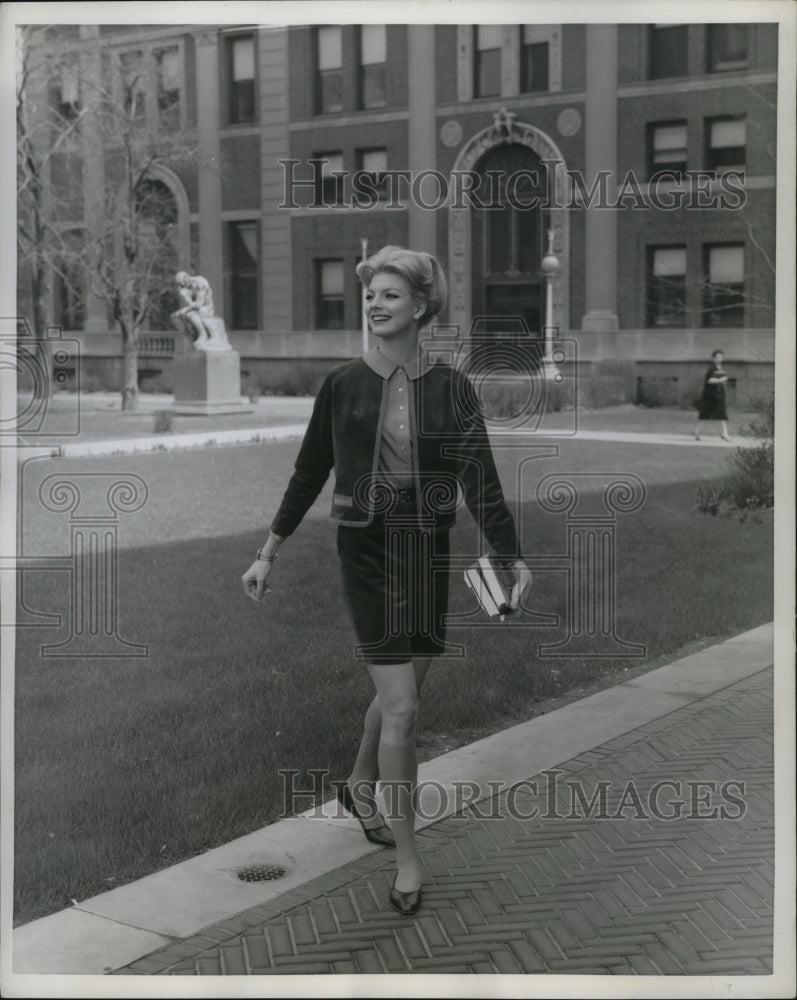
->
(362, 345, 433, 381)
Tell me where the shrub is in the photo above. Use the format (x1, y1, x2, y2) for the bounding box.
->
(739, 393, 775, 440)
(636, 376, 679, 408)
(243, 364, 325, 398)
(581, 375, 631, 409)
(546, 378, 574, 413)
(276, 364, 325, 396)
(695, 392, 774, 520)
(240, 376, 262, 403)
(75, 372, 103, 393)
(723, 442, 774, 511)
(153, 410, 175, 434)
(479, 379, 533, 420)
(477, 375, 574, 421)
(694, 484, 727, 516)
(140, 373, 173, 394)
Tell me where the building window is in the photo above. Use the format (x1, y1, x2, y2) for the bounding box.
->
(119, 50, 147, 119)
(474, 25, 501, 98)
(649, 24, 688, 79)
(358, 148, 388, 200)
(648, 121, 688, 178)
(703, 244, 744, 327)
(229, 35, 255, 124)
(316, 259, 345, 328)
(316, 26, 343, 114)
(647, 246, 687, 327)
(229, 221, 259, 329)
(707, 24, 748, 72)
(156, 47, 180, 125)
(359, 25, 386, 108)
(706, 117, 746, 173)
(521, 30, 549, 92)
(313, 151, 344, 205)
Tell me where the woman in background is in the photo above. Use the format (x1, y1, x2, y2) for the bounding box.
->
(694, 349, 731, 441)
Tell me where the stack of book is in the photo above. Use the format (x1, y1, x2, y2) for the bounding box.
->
(464, 555, 513, 620)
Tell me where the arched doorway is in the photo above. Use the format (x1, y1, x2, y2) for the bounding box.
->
(118, 164, 190, 333)
(447, 113, 569, 340)
(471, 143, 549, 337)
(134, 178, 180, 331)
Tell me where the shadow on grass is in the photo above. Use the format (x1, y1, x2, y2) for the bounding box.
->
(14, 478, 773, 924)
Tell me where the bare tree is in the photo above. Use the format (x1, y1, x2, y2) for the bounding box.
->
(17, 26, 197, 410)
(16, 26, 87, 356)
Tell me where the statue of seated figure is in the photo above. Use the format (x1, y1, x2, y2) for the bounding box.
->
(171, 271, 232, 352)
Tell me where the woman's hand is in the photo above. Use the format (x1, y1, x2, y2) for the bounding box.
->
(509, 559, 532, 612)
(241, 559, 273, 604)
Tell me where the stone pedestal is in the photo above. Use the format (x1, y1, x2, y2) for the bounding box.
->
(170, 350, 252, 416)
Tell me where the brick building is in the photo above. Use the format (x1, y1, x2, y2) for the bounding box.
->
(22, 21, 778, 406)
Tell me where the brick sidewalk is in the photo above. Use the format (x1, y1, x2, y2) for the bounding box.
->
(115, 667, 773, 977)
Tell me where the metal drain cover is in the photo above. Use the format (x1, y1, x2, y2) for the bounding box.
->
(235, 863, 288, 883)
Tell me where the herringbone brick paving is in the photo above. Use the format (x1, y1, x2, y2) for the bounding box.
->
(116, 667, 773, 976)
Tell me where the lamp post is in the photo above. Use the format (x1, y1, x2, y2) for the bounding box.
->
(541, 228, 562, 381)
(360, 237, 369, 354)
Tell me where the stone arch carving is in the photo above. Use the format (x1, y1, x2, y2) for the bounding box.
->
(447, 112, 569, 336)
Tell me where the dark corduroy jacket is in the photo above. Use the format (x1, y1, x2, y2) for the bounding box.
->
(270, 357, 521, 562)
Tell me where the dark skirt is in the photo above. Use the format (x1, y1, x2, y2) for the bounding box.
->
(698, 387, 728, 421)
(336, 518, 450, 665)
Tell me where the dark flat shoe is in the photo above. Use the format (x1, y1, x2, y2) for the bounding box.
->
(389, 875, 423, 916)
(336, 781, 395, 848)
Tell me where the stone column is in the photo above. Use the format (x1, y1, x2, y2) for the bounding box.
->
(501, 26, 520, 98)
(407, 25, 437, 256)
(581, 24, 618, 333)
(79, 26, 107, 337)
(194, 31, 224, 310)
(258, 27, 292, 331)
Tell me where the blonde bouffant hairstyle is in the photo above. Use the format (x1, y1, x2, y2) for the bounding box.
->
(356, 246, 448, 323)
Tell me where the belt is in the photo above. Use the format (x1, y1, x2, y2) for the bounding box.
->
(393, 486, 416, 504)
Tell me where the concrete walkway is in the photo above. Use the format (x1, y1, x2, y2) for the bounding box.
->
(12, 622, 785, 983)
(14, 392, 765, 459)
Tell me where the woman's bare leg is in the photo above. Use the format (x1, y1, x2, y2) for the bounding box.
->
(346, 696, 383, 829)
(366, 660, 424, 891)
(348, 658, 432, 828)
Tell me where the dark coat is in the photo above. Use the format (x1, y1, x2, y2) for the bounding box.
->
(698, 364, 729, 421)
(270, 357, 520, 562)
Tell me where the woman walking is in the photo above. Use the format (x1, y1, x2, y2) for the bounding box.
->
(242, 246, 531, 915)
(694, 349, 731, 441)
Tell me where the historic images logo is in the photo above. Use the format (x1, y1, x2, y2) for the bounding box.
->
(279, 159, 747, 212)
(279, 770, 748, 823)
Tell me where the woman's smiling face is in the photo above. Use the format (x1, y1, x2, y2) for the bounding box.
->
(365, 271, 422, 338)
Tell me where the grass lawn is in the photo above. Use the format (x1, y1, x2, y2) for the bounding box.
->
(14, 476, 773, 925)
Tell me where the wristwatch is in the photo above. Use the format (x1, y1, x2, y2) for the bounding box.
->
(256, 548, 276, 562)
